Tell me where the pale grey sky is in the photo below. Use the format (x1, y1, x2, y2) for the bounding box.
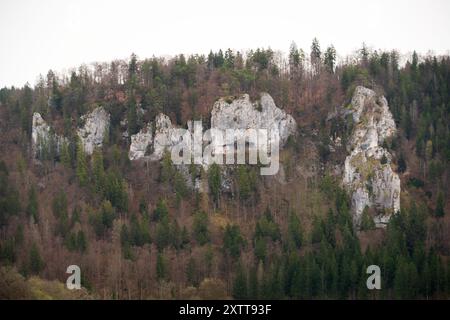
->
(1, 0, 449, 88)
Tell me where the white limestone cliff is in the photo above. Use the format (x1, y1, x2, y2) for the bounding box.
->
(31, 113, 66, 158)
(210, 93, 297, 147)
(32, 113, 51, 156)
(128, 93, 297, 192)
(129, 93, 297, 163)
(128, 113, 187, 162)
(77, 107, 110, 155)
(32, 107, 110, 158)
(151, 113, 187, 161)
(342, 86, 400, 228)
(129, 123, 153, 161)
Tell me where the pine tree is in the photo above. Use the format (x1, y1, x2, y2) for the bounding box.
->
(224, 48, 235, 69)
(324, 45, 336, 73)
(52, 191, 68, 219)
(20, 84, 33, 136)
(186, 257, 198, 286)
(120, 224, 133, 259)
(405, 203, 426, 254)
(170, 219, 182, 249)
(155, 218, 170, 251)
(92, 149, 105, 194)
(236, 166, 255, 202)
(153, 199, 169, 221)
(287, 212, 303, 249)
(311, 216, 323, 244)
(248, 265, 259, 299)
(208, 163, 221, 204)
(360, 206, 375, 230)
(255, 207, 280, 241)
(52, 190, 69, 237)
(310, 37, 322, 73)
(160, 150, 174, 183)
(174, 170, 189, 202)
(76, 139, 88, 186)
(130, 215, 150, 247)
(29, 243, 44, 275)
(26, 185, 39, 222)
(289, 41, 301, 74)
(104, 171, 128, 212)
(233, 263, 248, 299)
(411, 51, 419, 73)
(223, 224, 245, 259)
(0, 161, 21, 226)
(90, 200, 115, 238)
(76, 230, 87, 252)
(128, 53, 138, 87)
(435, 192, 445, 217)
(394, 258, 418, 299)
(193, 211, 210, 245)
(254, 237, 267, 261)
(359, 42, 370, 66)
(156, 252, 167, 281)
(127, 98, 138, 136)
(60, 140, 71, 168)
(181, 226, 190, 248)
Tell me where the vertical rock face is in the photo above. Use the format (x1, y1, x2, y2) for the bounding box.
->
(32, 113, 51, 155)
(128, 93, 297, 163)
(128, 113, 189, 161)
(77, 107, 110, 155)
(210, 93, 297, 146)
(32, 107, 111, 158)
(151, 113, 186, 161)
(31, 113, 66, 158)
(343, 86, 400, 228)
(127, 93, 297, 192)
(128, 123, 153, 161)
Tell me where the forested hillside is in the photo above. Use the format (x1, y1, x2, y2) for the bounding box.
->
(0, 39, 449, 299)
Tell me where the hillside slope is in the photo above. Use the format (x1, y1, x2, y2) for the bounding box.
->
(0, 48, 449, 299)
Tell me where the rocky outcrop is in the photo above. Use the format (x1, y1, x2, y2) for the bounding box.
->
(31, 113, 66, 158)
(32, 107, 110, 158)
(128, 93, 297, 192)
(342, 86, 400, 228)
(129, 123, 153, 161)
(129, 93, 297, 163)
(32, 113, 51, 156)
(77, 107, 110, 155)
(151, 113, 187, 161)
(211, 93, 297, 147)
(129, 112, 194, 163)
(128, 113, 185, 162)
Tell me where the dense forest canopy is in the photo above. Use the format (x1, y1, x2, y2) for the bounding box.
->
(0, 39, 449, 299)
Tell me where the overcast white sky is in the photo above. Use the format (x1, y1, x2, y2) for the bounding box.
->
(1, 0, 449, 88)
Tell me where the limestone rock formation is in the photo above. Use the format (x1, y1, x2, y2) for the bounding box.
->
(342, 86, 400, 228)
(31, 113, 66, 158)
(77, 107, 110, 155)
(128, 113, 188, 162)
(32, 113, 51, 156)
(127, 93, 297, 192)
(151, 113, 186, 161)
(32, 107, 110, 158)
(129, 123, 153, 161)
(210, 93, 297, 148)
(129, 93, 296, 162)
